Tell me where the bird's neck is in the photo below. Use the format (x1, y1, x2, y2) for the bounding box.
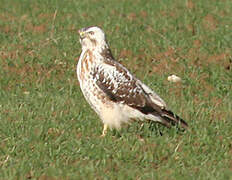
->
(82, 44, 110, 55)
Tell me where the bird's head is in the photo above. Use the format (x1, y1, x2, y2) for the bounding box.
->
(78, 26, 108, 51)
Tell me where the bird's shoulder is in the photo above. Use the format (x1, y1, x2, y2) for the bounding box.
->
(91, 51, 150, 109)
(92, 47, 166, 113)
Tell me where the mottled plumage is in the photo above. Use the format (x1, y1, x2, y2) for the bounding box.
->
(77, 26, 188, 136)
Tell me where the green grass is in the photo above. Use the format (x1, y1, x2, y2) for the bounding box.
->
(0, 0, 231, 179)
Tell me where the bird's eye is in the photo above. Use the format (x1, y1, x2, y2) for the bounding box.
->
(88, 31, 94, 35)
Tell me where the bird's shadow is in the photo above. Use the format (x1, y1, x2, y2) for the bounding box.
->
(110, 121, 187, 139)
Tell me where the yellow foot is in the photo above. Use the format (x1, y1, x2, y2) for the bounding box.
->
(100, 124, 108, 137)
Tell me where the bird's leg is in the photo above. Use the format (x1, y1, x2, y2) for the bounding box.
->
(101, 124, 108, 137)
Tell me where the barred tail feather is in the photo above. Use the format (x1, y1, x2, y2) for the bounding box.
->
(159, 109, 188, 129)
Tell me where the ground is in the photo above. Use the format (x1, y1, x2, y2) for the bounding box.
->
(0, 0, 231, 179)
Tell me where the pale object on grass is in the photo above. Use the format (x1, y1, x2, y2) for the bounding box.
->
(23, 91, 30, 95)
(167, 75, 182, 83)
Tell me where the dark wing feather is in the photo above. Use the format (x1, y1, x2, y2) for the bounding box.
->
(161, 109, 188, 129)
(94, 49, 188, 129)
(92, 58, 160, 115)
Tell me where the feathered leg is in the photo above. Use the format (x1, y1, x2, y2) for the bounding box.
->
(101, 124, 108, 137)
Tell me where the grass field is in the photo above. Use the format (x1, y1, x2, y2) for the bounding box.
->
(0, 0, 231, 179)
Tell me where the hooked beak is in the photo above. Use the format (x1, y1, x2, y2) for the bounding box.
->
(78, 29, 86, 40)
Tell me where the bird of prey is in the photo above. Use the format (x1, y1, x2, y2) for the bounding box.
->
(77, 26, 188, 136)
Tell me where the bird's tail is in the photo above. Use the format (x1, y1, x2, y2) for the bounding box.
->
(158, 109, 188, 129)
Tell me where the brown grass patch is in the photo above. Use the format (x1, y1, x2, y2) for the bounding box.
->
(1, 53, 68, 91)
(203, 14, 217, 30)
(154, 47, 176, 60)
(211, 97, 223, 108)
(186, 24, 196, 35)
(224, 56, 231, 70)
(189, 71, 198, 80)
(0, 50, 20, 60)
(37, 175, 58, 180)
(186, 0, 195, 9)
(193, 40, 201, 48)
(207, 53, 227, 63)
(168, 82, 183, 97)
(151, 47, 185, 75)
(198, 73, 214, 97)
(160, 10, 177, 18)
(81, 13, 89, 18)
(0, 25, 11, 34)
(188, 71, 216, 99)
(140, 11, 147, 18)
(38, 13, 53, 20)
(119, 49, 133, 59)
(26, 23, 47, 33)
(146, 26, 155, 34)
(187, 48, 207, 67)
(210, 111, 226, 123)
(152, 59, 184, 76)
(127, 13, 137, 21)
(206, 53, 231, 69)
(0, 13, 16, 22)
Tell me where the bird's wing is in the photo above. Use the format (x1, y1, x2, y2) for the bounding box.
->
(93, 58, 188, 129)
(92, 60, 164, 115)
(139, 82, 167, 108)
